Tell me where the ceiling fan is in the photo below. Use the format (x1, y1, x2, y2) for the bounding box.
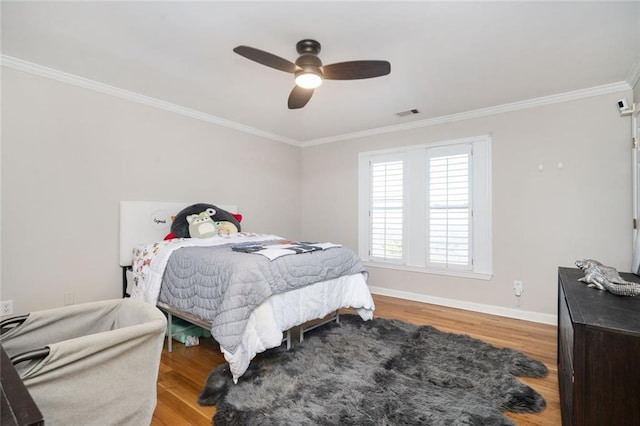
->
(233, 39, 391, 109)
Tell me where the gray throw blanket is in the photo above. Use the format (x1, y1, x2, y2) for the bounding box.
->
(157, 243, 365, 353)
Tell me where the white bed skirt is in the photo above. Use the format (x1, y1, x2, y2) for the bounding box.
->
(221, 273, 375, 382)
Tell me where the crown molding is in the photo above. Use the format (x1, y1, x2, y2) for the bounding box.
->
(299, 81, 632, 147)
(2, 55, 632, 149)
(626, 54, 640, 90)
(0, 55, 300, 146)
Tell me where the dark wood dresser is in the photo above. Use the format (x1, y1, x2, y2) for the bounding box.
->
(558, 267, 640, 426)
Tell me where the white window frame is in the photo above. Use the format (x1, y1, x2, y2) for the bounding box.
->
(426, 143, 473, 270)
(368, 152, 405, 264)
(358, 135, 492, 280)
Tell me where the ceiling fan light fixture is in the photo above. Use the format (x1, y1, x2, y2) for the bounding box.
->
(295, 70, 323, 89)
(233, 39, 390, 109)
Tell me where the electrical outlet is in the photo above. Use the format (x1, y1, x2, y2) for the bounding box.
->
(64, 291, 74, 306)
(513, 280, 524, 296)
(1, 300, 14, 316)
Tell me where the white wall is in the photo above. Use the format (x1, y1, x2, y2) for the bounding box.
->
(2, 64, 634, 322)
(1, 67, 302, 315)
(300, 91, 633, 320)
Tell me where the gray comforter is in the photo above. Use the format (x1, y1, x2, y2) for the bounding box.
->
(157, 242, 365, 353)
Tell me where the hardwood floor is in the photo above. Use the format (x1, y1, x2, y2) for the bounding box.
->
(151, 294, 560, 425)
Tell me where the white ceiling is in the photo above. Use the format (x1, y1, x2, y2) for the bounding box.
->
(2, 1, 639, 146)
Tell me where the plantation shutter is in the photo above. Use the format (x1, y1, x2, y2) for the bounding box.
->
(427, 144, 472, 269)
(369, 155, 404, 261)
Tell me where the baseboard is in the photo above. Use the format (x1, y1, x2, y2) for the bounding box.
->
(368, 286, 557, 326)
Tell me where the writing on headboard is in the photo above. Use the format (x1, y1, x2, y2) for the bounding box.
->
(150, 209, 173, 230)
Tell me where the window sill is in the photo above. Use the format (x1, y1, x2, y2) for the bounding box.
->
(362, 261, 493, 281)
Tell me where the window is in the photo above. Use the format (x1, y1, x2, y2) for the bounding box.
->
(428, 144, 471, 268)
(358, 136, 492, 279)
(370, 155, 404, 261)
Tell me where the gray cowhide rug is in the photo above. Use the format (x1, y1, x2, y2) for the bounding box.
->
(198, 315, 548, 425)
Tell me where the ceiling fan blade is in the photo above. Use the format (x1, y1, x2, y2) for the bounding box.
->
(323, 60, 391, 80)
(288, 86, 314, 109)
(233, 45, 297, 73)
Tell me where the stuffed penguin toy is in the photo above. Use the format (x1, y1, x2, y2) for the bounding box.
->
(171, 203, 241, 238)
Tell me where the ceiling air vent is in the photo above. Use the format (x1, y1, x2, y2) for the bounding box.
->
(396, 109, 420, 117)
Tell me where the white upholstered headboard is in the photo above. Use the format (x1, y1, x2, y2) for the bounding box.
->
(119, 201, 238, 266)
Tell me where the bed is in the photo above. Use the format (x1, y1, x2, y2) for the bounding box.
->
(119, 201, 375, 382)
